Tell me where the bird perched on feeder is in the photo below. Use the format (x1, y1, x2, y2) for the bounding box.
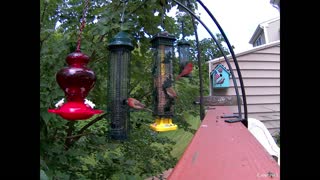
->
(164, 86, 178, 99)
(176, 62, 193, 80)
(126, 97, 153, 112)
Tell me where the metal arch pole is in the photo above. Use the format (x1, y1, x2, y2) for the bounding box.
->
(196, 0, 248, 127)
(186, 0, 205, 121)
(172, 0, 244, 126)
(193, 20, 205, 121)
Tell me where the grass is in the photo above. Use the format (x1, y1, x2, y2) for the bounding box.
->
(81, 114, 202, 177)
(158, 114, 201, 159)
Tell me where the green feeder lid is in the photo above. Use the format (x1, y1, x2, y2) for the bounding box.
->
(108, 31, 134, 50)
(177, 39, 190, 46)
(151, 31, 176, 40)
(150, 31, 176, 47)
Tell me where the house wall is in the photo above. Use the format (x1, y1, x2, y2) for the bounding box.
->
(250, 17, 280, 47)
(208, 42, 280, 135)
(266, 20, 280, 43)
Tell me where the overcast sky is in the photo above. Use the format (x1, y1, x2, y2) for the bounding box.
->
(170, 0, 279, 54)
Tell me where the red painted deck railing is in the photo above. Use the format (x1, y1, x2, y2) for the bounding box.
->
(167, 106, 280, 180)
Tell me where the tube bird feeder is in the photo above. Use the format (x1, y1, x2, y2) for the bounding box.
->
(107, 31, 134, 140)
(150, 31, 177, 132)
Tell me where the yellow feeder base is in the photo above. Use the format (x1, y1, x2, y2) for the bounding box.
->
(150, 118, 178, 132)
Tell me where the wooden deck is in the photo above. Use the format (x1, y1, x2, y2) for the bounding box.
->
(167, 106, 280, 180)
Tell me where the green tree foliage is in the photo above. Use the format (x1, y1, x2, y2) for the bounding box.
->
(40, 0, 231, 179)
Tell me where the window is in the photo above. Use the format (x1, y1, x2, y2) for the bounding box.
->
(255, 36, 262, 46)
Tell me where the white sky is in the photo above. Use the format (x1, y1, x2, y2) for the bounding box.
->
(169, 0, 279, 54)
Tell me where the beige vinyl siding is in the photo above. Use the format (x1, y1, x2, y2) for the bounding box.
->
(208, 42, 280, 134)
(213, 87, 280, 96)
(252, 46, 279, 54)
(229, 78, 280, 87)
(223, 61, 280, 70)
(237, 53, 279, 61)
(227, 104, 279, 114)
(245, 95, 280, 104)
(232, 70, 279, 78)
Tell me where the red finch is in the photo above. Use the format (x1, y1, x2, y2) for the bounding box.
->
(176, 62, 193, 80)
(126, 98, 152, 112)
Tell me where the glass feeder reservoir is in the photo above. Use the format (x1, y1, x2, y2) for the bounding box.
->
(177, 39, 191, 78)
(48, 51, 103, 120)
(150, 31, 177, 132)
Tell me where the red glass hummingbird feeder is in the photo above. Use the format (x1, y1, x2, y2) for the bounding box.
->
(48, 51, 103, 120)
(48, 0, 103, 120)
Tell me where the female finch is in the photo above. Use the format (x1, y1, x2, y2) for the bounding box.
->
(126, 97, 152, 112)
(165, 86, 177, 99)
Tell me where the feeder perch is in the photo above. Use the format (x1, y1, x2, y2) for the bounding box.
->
(151, 118, 177, 132)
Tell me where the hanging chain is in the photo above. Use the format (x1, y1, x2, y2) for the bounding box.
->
(76, 0, 90, 52)
(159, 0, 167, 30)
(161, 4, 165, 30)
(181, 21, 185, 39)
(120, 0, 129, 25)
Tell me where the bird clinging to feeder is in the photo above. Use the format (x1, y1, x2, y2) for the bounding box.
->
(127, 97, 145, 110)
(164, 86, 178, 99)
(176, 62, 193, 80)
(126, 97, 153, 113)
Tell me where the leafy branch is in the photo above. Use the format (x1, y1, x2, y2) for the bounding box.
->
(128, 0, 150, 15)
(64, 121, 76, 150)
(40, 0, 48, 32)
(64, 113, 107, 150)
